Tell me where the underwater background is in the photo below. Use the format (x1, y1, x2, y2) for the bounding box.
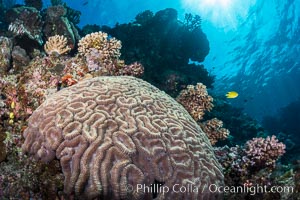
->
(0, 0, 299, 199)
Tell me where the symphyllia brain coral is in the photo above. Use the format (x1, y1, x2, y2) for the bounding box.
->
(22, 76, 223, 199)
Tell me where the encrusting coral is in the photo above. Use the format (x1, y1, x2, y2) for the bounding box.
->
(176, 83, 213, 121)
(199, 118, 230, 145)
(22, 76, 223, 199)
(44, 35, 71, 56)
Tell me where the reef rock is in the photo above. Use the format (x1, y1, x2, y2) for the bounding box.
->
(43, 6, 80, 50)
(22, 76, 223, 199)
(12, 46, 30, 71)
(0, 36, 13, 74)
(6, 6, 43, 46)
(0, 127, 6, 162)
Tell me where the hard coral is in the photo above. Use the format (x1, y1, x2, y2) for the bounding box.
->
(200, 118, 230, 145)
(176, 83, 213, 121)
(245, 135, 286, 168)
(22, 76, 223, 199)
(117, 62, 144, 77)
(78, 31, 121, 61)
(44, 35, 71, 56)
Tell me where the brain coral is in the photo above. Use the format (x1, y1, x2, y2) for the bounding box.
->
(22, 76, 223, 199)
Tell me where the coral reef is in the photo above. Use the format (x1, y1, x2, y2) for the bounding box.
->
(43, 5, 80, 50)
(199, 118, 230, 145)
(176, 83, 213, 121)
(204, 97, 265, 146)
(65, 5, 81, 25)
(6, 6, 43, 46)
(0, 127, 6, 162)
(0, 36, 12, 74)
(0, 154, 64, 199)
(78, 31, 121, 59)
(24, 0, 43, 10)
(117, 62, 144, 77)
(262, 98, 300, 162)
(214, 137, 291, 199)
(11, 46, 30, 71)
(44, 35, 71, 56)
(77, 31, 139, 77)
(0, 2, 297, 199)
(100, 8, 214, 95)
(50, 0, 63, 6)
(245, 135, 286, 168)
(184, 13, 202, 32)
(22, 76, 224, 199)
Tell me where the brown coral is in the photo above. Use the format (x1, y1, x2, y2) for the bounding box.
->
(22, 76, 223, 199)
(176, 83, 213, 121)
(44, 35, 71, 56)
(117, 62, 144, 77)
(199, 118, 230, 145)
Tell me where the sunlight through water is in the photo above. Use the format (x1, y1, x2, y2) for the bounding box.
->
(181, 0, 257, 29)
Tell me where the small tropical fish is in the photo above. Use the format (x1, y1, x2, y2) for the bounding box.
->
(83, 1, 88, 6)
(11, 101, 15, 109)
(9, 112, 14, 119)
(226, 91, 238, 98)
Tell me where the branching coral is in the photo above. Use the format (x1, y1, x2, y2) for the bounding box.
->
(22, 76, 223, 199)
(176, 83, 213, 121)
(200, 118, 230, 145)
(117, 62, 144, 77)
(44, 35, 71, 56)
(78, 31, 121, 60)
(245, 135, 286, 168)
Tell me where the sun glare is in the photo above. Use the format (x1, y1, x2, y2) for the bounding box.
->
(181, 0, 256, 29)
(202, 0, 231, 8)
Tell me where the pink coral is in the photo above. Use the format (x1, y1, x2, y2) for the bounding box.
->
(245, 135, 286, 168)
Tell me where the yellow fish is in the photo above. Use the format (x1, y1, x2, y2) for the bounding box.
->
(226, 91, 239, 98)
(9, 112, 14, 119)
(11, 101, 15, 109)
